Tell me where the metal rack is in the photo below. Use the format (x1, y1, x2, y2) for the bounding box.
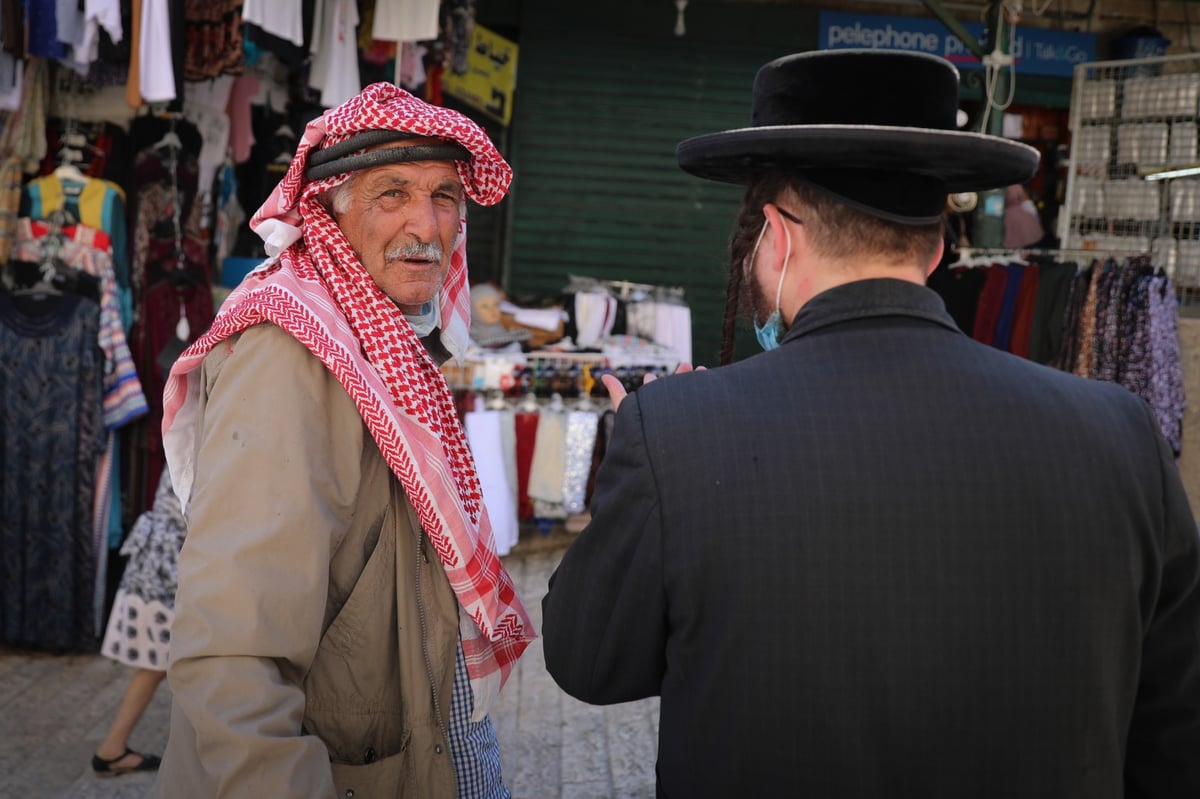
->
(1060, 53, 1200, 290)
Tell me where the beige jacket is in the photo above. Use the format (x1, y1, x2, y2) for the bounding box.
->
(153, 323, 460, 799)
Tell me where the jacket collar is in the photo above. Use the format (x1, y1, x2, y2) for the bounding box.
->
(780, 278, 963, 345)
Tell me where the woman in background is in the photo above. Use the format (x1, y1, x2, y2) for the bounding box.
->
(91, 468, 183, 776)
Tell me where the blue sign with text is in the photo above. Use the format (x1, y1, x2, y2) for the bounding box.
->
(818, 11, 1096, 77)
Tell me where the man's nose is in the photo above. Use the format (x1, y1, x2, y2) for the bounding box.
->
(404, 197, 440, 243)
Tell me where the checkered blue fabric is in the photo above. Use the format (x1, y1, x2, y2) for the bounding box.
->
(448, 638, 509, 798)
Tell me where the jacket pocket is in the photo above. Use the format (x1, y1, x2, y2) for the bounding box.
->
(330, 732, 412, 799)
(304, 504, 405, 763)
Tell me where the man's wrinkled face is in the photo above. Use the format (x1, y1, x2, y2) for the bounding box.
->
(333, 145, 463, 313)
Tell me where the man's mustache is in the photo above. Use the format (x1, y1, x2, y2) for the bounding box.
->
(385, 241, 444, 263)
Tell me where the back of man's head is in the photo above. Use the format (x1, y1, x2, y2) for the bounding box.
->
(733, 170, 944, 271)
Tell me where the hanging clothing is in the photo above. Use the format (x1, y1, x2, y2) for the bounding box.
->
(464, 410, 518, 557)
(23, 173, 131, 329)
(0, 155, 22, 264)
(528, 410, 567, 519)
(991, 264, 1025, 353)
(1146, 276, 1186, 454)
(1028, 260, 1075, 365)
(1008, 263, 1040, 359)
(133, 277, 213, 512)
(13, 219, 147, 625)
(125, 0, 143, 108)
(0, 4, 21, 111)
(1072, 263, 1103, 378)
(563, 410, 599, 515)
(371, 0, 439, 43)
(27, 0, 67, 59)
(12, 219, 145, 429)
(242, 0, 305, 47)
(972, 264, 1008, 345)
(139, 0, 177, 102)
(0, 291, 104, 651)
(308, 0, 361, 109)
(182, 76, 235, 205)
(513, 410, 538, 520)
(182, 0, 244, 80)
(225, 73, 259, 164)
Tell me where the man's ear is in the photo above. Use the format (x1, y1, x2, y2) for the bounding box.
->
(760, 203, 789, 274)
(926, 237, 945, 279)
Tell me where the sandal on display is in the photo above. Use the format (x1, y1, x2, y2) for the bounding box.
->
(91, 748, 162, 777)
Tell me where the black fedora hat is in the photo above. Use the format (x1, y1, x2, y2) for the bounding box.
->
(676, 49, 1040, 224)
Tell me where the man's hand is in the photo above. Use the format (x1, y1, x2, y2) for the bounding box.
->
(600, 363, 703, 413)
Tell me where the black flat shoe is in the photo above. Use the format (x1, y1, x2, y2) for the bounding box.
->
(92, 748, 162, 777)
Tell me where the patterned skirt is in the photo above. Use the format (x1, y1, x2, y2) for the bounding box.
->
(101, 468, 185, 671)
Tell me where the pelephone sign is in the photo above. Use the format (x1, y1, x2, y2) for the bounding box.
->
(819, 11, 1096, 78)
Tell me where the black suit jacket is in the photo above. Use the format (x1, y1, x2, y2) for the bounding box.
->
(542, 278, 1200, 799)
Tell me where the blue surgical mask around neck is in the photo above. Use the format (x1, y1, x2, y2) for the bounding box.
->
(747, 215, 792, 351)
(404, 295, 440, 337)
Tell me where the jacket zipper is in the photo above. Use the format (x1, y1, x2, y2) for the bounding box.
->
(415, 528, 448, 744)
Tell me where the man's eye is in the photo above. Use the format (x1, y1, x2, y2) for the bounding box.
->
(434, 192, 459, 203)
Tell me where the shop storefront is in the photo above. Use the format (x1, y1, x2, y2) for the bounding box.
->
(3, 0, 1198, 659)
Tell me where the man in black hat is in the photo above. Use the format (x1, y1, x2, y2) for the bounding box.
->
(541, 50, 1200, 797)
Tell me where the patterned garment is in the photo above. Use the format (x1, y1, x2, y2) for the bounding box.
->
(163, 83, 533, 717)
(129, 145, 207, 322)
(12, 219, 147, 428)
(1120, 276, 1153, 389)
(183, 0, 244, 80)
(23, 173, 131, 324)
(101, 467, 185, 670)
(0, 154, 23, 265)
(1147, 275, 1187, 455)
(1072, 262, 1103, 377)
(447, 638, 510, 799)
(0, 292, 104, 651)
(1111, 262, 1152, 383)
(562, 410, 599, 515)
(1091, 265, 1118, 383)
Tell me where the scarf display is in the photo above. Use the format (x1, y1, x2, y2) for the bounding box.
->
(162, 82, 533, 717)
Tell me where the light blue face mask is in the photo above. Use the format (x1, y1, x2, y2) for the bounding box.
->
(404, 294, 440, 337)
(747, 215, 792, 351)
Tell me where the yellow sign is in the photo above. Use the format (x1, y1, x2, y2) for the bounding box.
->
(443, 25, 518, 126)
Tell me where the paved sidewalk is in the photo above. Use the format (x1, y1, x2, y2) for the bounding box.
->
(0, 548, 659, 799)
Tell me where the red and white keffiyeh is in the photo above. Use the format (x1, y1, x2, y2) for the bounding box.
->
(162, 83, 533, 716)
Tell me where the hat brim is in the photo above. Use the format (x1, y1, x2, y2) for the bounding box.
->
(676, 125, 1040, 192)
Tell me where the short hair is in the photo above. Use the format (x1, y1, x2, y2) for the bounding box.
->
(318, 175, 355, 216)
(755, 170, 943, 266)
(718, 170, 943, 365)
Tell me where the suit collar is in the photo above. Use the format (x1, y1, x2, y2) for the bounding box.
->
(780, 278, 962, 344)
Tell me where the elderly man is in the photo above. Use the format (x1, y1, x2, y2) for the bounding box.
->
(154, 84, 534, 798)
(542, 50, 1200, 797)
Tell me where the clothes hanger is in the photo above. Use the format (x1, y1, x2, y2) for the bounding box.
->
(517, 391, 538, 413)
(53, 147, 87, 184)
(155, 131, 182, 150)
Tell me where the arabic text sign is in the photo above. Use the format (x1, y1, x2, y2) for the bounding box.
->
(442, 25, 518, 126)
(818, 11, 1095, 78)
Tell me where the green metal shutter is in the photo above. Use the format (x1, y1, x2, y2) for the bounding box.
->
(506, 32, 795, 365)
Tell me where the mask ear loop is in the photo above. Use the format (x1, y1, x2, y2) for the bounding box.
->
(745, 218, 769, 277)
(746, 208, 794, 321)
(771, 210, 793, 316)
